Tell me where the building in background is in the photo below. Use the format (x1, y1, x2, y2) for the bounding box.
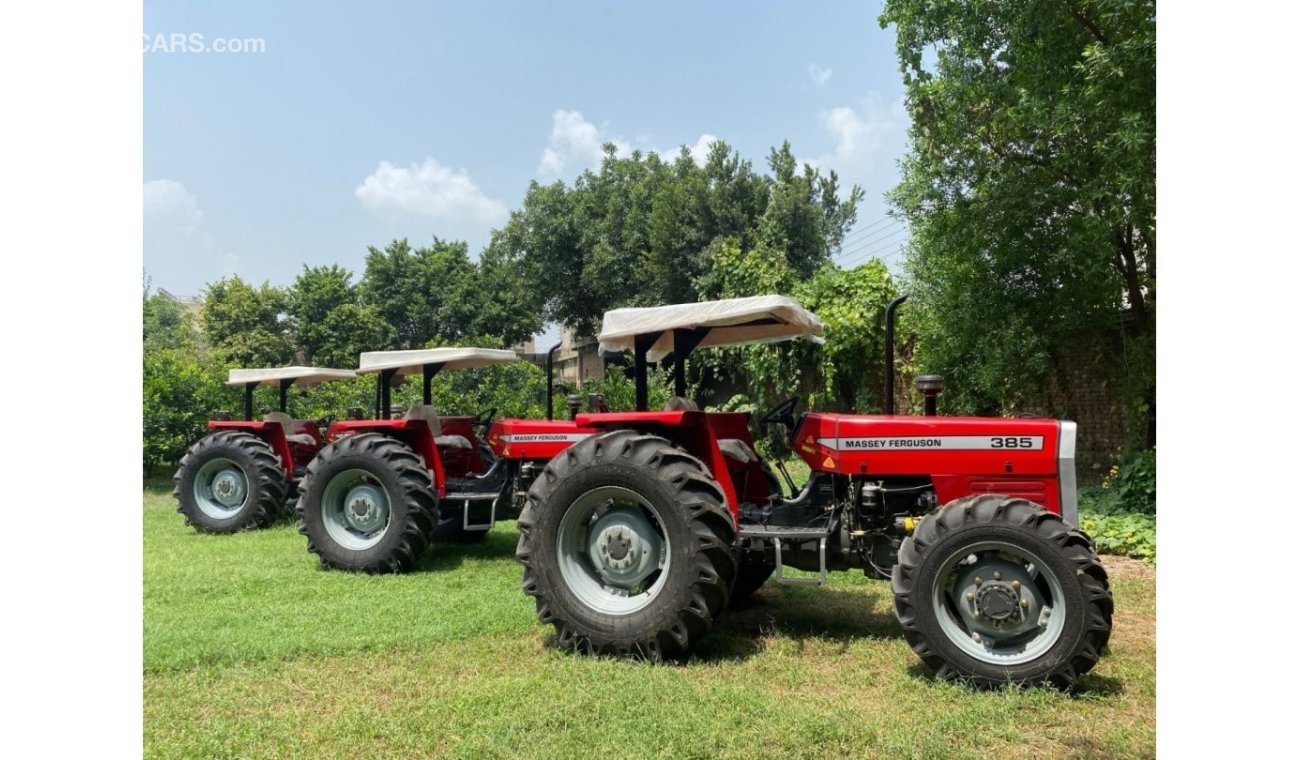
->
(516, 326, 606, 388)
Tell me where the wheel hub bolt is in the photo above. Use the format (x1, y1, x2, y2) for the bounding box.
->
(974, 576, 983, 586)
(1011, 580, 1020, 590)
(993, 571, 1002, 581)
(1021, 598, 1029, 609)
(966, 592, 975, 602)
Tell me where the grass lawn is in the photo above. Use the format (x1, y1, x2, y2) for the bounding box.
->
(144, 478, 1155, 759)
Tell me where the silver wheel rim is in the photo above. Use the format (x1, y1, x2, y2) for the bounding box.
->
(321, 469, 392, 551)
(193, 457, 249, 520)
(931, 540, 1067, 666)
(556, 486, 671, 616)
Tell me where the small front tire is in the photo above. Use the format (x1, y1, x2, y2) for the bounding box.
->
(892, 494, 1112, 689)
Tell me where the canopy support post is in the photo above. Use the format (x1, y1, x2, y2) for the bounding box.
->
(670, 328, 708, 401)
(421, 363, 445, 406)
(243, 383, 257, 421)
(633, 333, 660, 412)
(278, 379, 293, 414)
(380, 368, 398, 419)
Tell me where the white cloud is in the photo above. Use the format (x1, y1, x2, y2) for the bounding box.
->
(144, 179, 215, 287)
(536, 110, 631, 180)
(806, 63, 833, 88)
(813, 93, 908, 184)
(355, 158, 508, 224)
(144, 179, 203, 230)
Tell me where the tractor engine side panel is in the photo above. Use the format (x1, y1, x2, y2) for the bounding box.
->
(486, 419, 596, 462)
(792, 414, 1068, 516)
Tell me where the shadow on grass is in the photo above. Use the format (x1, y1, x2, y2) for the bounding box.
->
(415, 530, 520, 572)
(693, 585, 904, 662)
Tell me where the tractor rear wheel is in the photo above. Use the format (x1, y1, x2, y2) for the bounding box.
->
(297, 433, 438, 573)
(891, 494, 1112, 689)
(516, 430, 737, 660)
(174, 431, 287, 533)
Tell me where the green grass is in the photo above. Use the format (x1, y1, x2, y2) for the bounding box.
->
(145, 479, 1155, 759)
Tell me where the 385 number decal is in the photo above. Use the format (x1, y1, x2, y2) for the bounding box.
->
(991, 436, 1035, 449)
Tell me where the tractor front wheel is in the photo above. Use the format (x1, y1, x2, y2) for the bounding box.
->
(516, 430, 737, 660)
(297, 433, 438, 573)
(891, 494, 1113, 689)
(173, 431, 287, 533)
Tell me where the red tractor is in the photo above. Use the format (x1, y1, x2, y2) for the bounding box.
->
(295, 347, 596, 573)
(173, 366, 357, 533)
(515, 295, 1112, 688)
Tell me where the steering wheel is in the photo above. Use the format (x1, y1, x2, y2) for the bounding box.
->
(761, 396, 800, 430)
(472, 407, 497, 433)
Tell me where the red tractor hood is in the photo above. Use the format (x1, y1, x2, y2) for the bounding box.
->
(793, 413, 1064, 475)
(485, 419, 598, 461)
(793, 413, 1075, 519)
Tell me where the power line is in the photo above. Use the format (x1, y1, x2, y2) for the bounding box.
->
(839, 235, 910, 268)
(838, 244, 907, 270)
(837, 228, 908, 261)
(838, 215, 896, 244)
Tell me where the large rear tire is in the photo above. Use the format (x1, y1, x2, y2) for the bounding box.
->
(173, 431, 287, 533)
(892, 494, 1113, 689)
(297, 433, 438, 573)
(516, 430, 737, 660)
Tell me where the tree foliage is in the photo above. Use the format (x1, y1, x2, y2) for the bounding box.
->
(881, 0, 1155, 437)
(143, 292, 198, 351)
(492, 140, 862, 335)
(703, 238, 899, 412)
(200, 276, 293, 366)
(289, 265, 396, 368)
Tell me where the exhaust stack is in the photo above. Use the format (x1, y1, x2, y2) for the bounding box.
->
(884, 294, 909, 414)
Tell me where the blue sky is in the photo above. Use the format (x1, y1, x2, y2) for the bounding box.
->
(144, 0, 910, 300)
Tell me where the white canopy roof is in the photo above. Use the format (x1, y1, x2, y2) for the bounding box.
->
(357, 347, 519, 376)
(599, 295, 825, 362)
(226, 366, 356, 387)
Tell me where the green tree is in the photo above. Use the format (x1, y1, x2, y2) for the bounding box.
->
(759, 142, 864, 279)
(143, 292, 197, 351)
(143, 347, 226, 472)
(494, 139, 862, 335)
(881, 0, 1155, 438)
(201, 276, 293, 366)
(288, 264, 396, 367)
(359, 238, 484, 349)
(703, 238, 898, 412)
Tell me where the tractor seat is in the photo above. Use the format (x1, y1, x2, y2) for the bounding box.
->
(403, 404, 444, 434)
(717, 438, 758, 464)
(664, 396, 699, 412)
(403, 404, 471, 449)
(263, 412, 317, 446)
